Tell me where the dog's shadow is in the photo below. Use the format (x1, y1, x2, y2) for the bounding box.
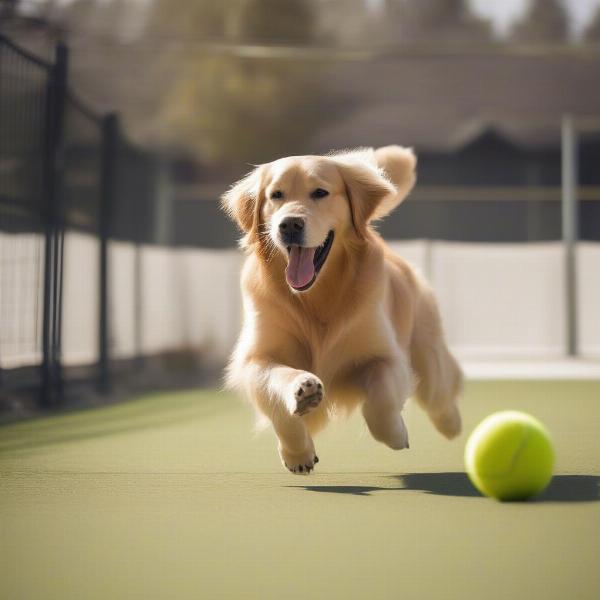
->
(289, 473, 600, 502)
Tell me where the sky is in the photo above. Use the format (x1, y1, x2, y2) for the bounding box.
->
(468, 0, 600, 39)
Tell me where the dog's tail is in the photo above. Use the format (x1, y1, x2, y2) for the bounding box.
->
(372, 145, 417, 219)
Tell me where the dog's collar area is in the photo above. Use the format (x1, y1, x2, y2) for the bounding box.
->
(286, 230, 334, 291)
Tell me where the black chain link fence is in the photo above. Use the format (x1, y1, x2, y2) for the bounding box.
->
(0, 35, 168, 418)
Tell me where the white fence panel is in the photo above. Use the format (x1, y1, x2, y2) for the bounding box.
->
(0, 232, 44, 368)
(428, 241, 566, 359)
(61, 232, 99, 366)
(179, 248, 244, 364)
(386, 239, 429, 276)
(139, 245, 184, 354)
(578, 242, 600, 358)
(108, 241, 138, 360)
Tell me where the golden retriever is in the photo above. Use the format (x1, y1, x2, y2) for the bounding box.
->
(222, 146, 462, 474)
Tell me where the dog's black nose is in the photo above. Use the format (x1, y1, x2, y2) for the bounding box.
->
(279, 217, 304, 233)
(279, 217, 305, 245)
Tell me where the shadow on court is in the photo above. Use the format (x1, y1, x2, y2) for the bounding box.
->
(291, 473, 600, 502)
(0, 394, 223, 456)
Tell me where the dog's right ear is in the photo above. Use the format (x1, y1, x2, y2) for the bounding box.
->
(221, 166, 264, 236)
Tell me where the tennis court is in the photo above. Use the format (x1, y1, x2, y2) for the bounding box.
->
(2, 379, 599, 600)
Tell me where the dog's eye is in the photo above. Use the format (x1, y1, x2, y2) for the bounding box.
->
(311, 188, 329, 200)
(270, 190, 284, 200)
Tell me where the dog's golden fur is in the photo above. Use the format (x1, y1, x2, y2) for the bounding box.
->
(222, 146, 462, 473)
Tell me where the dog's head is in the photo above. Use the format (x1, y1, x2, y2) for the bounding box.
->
(222, 146, 416, 292)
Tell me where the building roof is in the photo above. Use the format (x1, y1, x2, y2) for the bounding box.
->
(310, 51, 600, 152)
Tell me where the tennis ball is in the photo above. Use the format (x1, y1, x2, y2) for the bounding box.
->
(465, 411, 555, 501)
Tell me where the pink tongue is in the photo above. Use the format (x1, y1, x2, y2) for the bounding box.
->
(286, 246, 316, 289)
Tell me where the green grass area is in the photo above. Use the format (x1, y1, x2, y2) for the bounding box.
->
(1, 381, 599, 600)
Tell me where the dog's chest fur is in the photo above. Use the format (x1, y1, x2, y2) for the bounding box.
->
(286, 299, 395, 387)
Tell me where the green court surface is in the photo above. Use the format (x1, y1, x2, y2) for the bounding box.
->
(1, 380, 599, 600)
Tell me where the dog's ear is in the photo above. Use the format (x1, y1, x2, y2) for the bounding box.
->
(372, 145, 417, 220)
(221, 166, 264, 241)
(335, 160, 396, 239)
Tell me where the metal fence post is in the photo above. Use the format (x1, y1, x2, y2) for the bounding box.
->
(98, 113, 118, 393)
(561, 115, 579, 358)
(41, 41, 68, 408)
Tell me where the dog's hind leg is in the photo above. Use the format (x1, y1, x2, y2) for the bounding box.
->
(410, 291, 463, 439)
(361, 357, 412, 451)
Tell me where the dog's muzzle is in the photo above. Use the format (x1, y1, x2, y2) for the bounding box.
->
(285, 230, 335, 292)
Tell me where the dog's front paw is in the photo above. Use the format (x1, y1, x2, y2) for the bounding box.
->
(291, 374, 323, 416)
(279, 442, 320, 475)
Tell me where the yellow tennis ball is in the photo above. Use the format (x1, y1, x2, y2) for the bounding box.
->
(465, 411, 555, 501)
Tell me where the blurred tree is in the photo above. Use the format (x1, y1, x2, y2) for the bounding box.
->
(387, 0, 492, 44)
(51, 0, 154, 119)
(320, 0, 492, 47)
(7, 0, 339, 164)
(148, 0, 336, 164)
(237, 0, 315, 43)
(510, 0, 568, 44)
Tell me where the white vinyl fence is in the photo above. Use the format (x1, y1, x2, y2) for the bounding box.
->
(61, 232, 100, 366)
(0, 232, 45, 369)
(1, 232, 599, 369)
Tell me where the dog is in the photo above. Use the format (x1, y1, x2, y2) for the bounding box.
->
(222, 146, 462, 474)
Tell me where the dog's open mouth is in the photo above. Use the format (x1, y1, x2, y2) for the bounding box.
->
(285, 230, 334, 291)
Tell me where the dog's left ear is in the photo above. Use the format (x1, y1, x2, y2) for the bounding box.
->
(336, 161, 396, 239)
(372, 146, 417, 220)
(221, 166, 264, 243)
